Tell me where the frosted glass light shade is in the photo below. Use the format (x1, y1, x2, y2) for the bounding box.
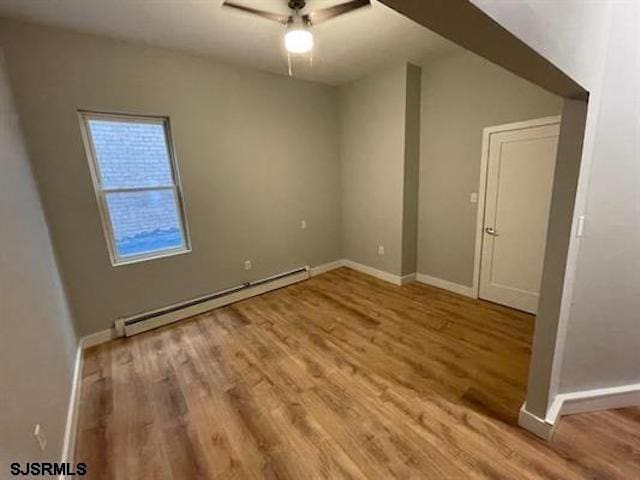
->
(285, 29, 314, 54)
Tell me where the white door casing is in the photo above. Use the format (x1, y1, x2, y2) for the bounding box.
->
(475, 117, 560, 314)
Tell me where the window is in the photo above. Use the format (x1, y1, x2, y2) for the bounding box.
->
(79, 111, 190, 265)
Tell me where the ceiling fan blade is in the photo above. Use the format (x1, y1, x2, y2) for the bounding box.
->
(222, 1, 290, 24)
(307, 0, 371, 25)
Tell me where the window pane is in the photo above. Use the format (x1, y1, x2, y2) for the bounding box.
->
(88, 119, 173, 189)
(105, 190, 185, 258)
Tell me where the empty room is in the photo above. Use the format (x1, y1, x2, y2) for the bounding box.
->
(1, 0, 639, 479)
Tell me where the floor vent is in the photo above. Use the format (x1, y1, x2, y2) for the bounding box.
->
(115, 266, 309, 337)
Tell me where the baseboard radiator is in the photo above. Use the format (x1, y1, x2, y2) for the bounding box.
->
(115, 266, 309, 337)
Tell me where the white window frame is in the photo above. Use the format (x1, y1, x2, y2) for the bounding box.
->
(78, 110, 191, 266)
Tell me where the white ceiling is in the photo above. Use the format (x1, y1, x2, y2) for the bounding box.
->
(0, 0, 461, 85)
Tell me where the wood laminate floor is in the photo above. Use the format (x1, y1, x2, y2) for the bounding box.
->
(75, 267, 640, 479)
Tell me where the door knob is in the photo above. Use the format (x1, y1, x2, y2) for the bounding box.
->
(484, 226, 499, 236)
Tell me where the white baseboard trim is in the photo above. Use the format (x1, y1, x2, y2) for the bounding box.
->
(82, 328, 115, 348)
(552, 383, 640, 419)
(58, 342, 84, 479)
(59, 331, 115, 478)
(310, 259, 346, 276)
(519, 403, 556, 441)
(342, 259, 403, 286)
(309, 259, 416, 286)
(521, 383, 640, 442)
(400, 272, 417, 285)
(416, 273, 475, 298)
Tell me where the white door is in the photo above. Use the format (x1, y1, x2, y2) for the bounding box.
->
(479, 120, 560, 314)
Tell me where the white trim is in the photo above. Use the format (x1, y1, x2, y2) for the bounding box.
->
(551, 383, 640, 419)
(520, 383, 640, 441)
(59, 330, 120, 477)
(416, 273, 475, 298)
(310, 260, 416, 285)
(309, 259, 346, 276)
(342, 259, 403, 285)
(546, 396, 564, 425)
(58, 343, 84, 479)
(472, 115, 562, 299)
(81, 328, 115, 349)
(77, 110, 192, 267)
(519, 403, 556, 441)
(400, 272, 417, 285)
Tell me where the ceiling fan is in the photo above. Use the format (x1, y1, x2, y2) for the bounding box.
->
(222, 0, 372, 54)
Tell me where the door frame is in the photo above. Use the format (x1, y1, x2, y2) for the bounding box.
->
(471, 115, 562, 300)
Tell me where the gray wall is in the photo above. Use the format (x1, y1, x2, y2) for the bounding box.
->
(401, 64, 421, 276)
(556, 3, 640, 394)
(417, 51, 563, 286)
(339, 64, 407, 276)
(339, 63, 420, 277)
(0, 53, 77, 468)
(0, 19, 342, 336)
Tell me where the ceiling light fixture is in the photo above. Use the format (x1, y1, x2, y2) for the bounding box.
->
(222, 0, 371, 67)
(284, 27, 314, 54)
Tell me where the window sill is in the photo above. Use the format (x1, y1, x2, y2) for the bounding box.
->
(111, 247, 192, 267)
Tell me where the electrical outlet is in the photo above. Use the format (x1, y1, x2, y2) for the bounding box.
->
(244, 260, 252, 271)
(470, 192, 478, 204)
(34, 424, 47, 453)
(377, 245, 384, 256)
(300, 219, 307, 230)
